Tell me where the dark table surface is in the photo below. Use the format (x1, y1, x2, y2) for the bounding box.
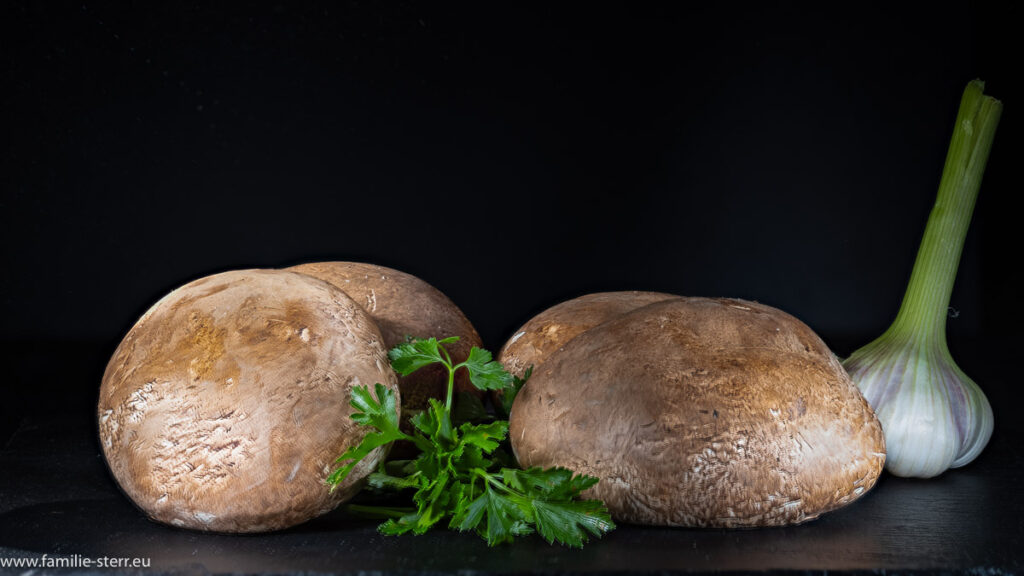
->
(2, 402, 1022, 576)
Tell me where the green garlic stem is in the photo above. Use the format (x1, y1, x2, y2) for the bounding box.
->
(887, 80, 1002, 345)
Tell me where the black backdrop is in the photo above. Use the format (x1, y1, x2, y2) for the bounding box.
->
(1, 2, 1020, 443)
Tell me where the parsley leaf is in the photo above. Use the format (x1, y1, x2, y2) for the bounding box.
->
(328, 337, 615, 547)
(389, 337, 453, 376)
(451, 487, 488, 532)
(502, 466, 599, 500)
(531, 497, 613, 548)
(327, 383, 406, 488)
(482, 485, 531, 545)
(458, 347, 514, 391)
(498, 467, 612, 547)
(459, 421, 508, 453)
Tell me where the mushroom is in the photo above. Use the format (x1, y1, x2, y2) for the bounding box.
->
(98, 269, 398, 532)
(498, 291, 677, 377)
(509, 297, 885, 527)
(287, 262, 484, 419)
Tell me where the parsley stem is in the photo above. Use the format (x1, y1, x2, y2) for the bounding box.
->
(445, 364, 456, 412)
(472, 468, 515, 500)
(479, 469, 518, 496)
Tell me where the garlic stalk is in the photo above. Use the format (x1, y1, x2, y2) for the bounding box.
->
(843, 80, 1001, 479)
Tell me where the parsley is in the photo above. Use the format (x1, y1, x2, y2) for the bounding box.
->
(327, 337, 615, 547)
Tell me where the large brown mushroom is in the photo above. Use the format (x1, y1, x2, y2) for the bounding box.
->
(498, 291, 677, 378)
(286, 262, 484, 418)
(510, 297, 885, 527)
(99, 269, 398, 533)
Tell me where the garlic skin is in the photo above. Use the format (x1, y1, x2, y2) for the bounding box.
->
(844, 336, 993, 478)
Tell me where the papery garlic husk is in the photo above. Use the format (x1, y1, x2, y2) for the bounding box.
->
(844, 335, 993, 478)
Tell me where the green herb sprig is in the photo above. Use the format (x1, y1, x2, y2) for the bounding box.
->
(327, 337, 615, 548)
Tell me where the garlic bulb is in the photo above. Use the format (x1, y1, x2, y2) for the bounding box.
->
(843, 80, 1001, 479)
(844, 334, 993, 478)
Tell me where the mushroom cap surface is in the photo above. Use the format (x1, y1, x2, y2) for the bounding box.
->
(99, 269, 398, 533)
(510, 297, 885, 527)
(498, 291, 677, 377)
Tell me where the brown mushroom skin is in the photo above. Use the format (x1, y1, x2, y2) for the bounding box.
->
(510, 297, 885, 527)
(99, 269, 398, 533)
(498, 291, 678, 378)
(287, 262, 484, 415)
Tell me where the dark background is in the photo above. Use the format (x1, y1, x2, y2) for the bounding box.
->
(1, 2, 1021, 445)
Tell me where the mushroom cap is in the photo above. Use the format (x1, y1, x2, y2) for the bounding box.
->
(98, 269, 398, 533)
(498, 291, 678, 377)
(287, 261, 484, 412)
(509, 297, 885, 527)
